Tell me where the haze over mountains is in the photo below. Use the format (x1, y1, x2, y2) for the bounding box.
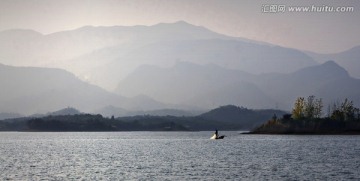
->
(0, 21, 316, 90)
(305, 45, 360, 79)
(116, 60, 360, 110)
(0, 21, 359, 116)
(0, 63, 165, 115)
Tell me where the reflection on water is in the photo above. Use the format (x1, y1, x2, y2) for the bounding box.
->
(1, 132, 360, 180)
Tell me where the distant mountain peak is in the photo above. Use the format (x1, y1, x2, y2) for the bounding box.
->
(174, 20, 190, 24)
(171, 21, 202, 27)
(321, 60, 348, 73)
(293, 60, 349, 80)
(49, 107, 81, 116)
(155, 20, 194, 26)
(322, 60, 337, 66)
(152, 21, 209, 32)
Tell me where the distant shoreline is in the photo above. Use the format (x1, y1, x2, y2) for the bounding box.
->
(247, 118, 360, 135)
(243, 131, 360, 135)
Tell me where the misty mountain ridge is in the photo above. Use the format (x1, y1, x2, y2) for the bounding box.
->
(306, 45, 360, 79)
(117, 60, 360, 110)
(1, 21, 318, 91)
(0, 21, 226, 65)
(79, 35, 317, 90)
(0, 63, 168, 115)
(1, 21, 359, 115)
(1, 60, 358, 116)
(48, 107, 81, 116)
(254, 60, 359, 109)
(115, 62, 262, 106)
(0, 107, 81, 121)
(291, 60, 349, 82)
(0, 112, 23, 120)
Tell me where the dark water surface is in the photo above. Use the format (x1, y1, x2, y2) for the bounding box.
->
(1, 132, 360, 180)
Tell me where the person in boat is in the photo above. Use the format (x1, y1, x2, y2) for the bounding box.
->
(213, 129, 225, 139)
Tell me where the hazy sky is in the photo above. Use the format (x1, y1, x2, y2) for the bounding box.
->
(0, 0, 359, 53)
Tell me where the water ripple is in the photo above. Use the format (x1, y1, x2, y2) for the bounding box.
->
(1, 132, 360, 180)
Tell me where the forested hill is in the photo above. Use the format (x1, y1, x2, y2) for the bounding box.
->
(0, 105, 286, 131)
(199, 105, 287, 129)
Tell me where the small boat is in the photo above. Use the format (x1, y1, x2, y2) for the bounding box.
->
(210, 129, 225, 139)
(210, 134, 225, 139)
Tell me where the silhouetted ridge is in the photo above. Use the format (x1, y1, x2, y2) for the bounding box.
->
(154, 21, 205, 29)
(201, 105, 251, 121)
(293, 60, 349, 80)
(49, 107, 81, 116)
(0, 112, 23, 120)
(0, 29, 43, 37)
(346, 45, 360, 53)
(199, 105, 287, 129)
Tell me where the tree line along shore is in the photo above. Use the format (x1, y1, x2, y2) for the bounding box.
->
(250, 96, 360, 134)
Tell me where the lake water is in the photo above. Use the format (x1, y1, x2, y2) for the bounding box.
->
(1, 132, 360, 180)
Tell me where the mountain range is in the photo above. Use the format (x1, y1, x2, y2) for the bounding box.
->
(116, 61, 360, 110)
(0, 21, 359, 116)
(0, 63, 166, 115)
(0, 105, 287, 131)
(1, 21, 316, 90)
(305, 45, 360, 79)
